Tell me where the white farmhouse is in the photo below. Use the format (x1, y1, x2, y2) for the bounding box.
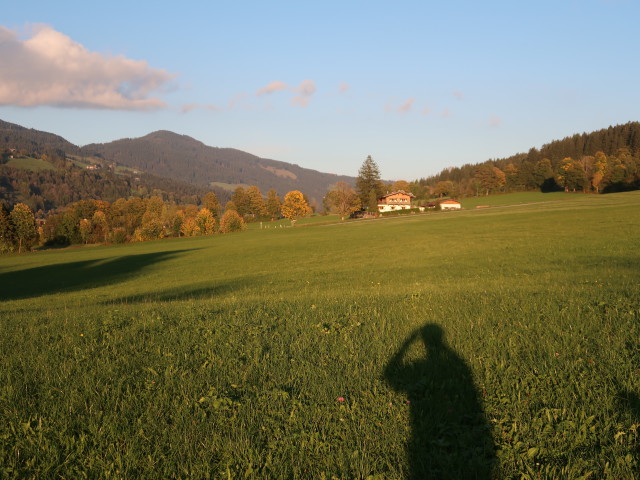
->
(377, 191, 415, 212)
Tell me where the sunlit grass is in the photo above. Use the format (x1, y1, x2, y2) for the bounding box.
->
(1, 192, 639, 478)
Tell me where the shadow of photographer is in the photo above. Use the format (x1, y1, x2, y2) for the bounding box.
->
(385, 323, 495, 479)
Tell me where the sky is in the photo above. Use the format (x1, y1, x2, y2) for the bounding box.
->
(1, 0, 639, 181)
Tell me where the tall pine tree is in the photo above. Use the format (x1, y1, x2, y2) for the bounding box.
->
(356, 155, 384, 212)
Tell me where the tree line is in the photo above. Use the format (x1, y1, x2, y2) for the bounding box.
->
(0, 186, 313, 254)
(417, 122, 640, 198)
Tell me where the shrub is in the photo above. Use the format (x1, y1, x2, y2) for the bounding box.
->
(111, 227, 128, 244)
(379, 208, 422, 217)
(219, 210, 246, 233)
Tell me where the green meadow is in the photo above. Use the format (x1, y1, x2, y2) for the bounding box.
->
(4, 156, 56, 171)
(1, 192, 639, 479)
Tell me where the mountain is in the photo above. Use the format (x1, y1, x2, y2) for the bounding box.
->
(0, 119, 79, 157)
(0, 120, 212, 212)
(80, 130, 354, 205)
(1, 119, 356, 210)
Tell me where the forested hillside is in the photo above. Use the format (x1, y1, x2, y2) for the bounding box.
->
(0, 119, 79, 158)
(80, 130, 354, 205)
(418, 122, 640, 196)
(0, 163, 214, 213)
(0, 119, 216, 212)
(0, 120, 355, 210)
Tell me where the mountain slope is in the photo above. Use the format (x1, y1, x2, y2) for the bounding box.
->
(80, 131, 355, 204)
(0, 119, 79, 156)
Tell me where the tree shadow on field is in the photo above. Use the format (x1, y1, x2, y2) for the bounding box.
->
(385, 324, 496, 479)
(103, 277, 257, 304)
(0, 250, 194, 301)
(617, 387, 640, 473)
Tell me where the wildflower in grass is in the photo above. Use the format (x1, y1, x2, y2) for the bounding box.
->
(337, 396, 345, 403)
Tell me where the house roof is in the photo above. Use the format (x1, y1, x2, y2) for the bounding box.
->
(378, 190, 415, 199)
(440, 199, 461, 204)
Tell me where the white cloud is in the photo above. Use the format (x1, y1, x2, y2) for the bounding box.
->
(0, 24, 176, 110)
(452, 90, 464, 100)
(256, 81, 288, 95)
(181, 103, 222, 114)
(397, 98, 415, 113)
(291, 79, 316, 107)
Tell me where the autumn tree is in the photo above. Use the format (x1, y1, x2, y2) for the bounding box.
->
(265, 189, 281, 221)
(325, 182, 361, 220)
(124, 198, 146, 236)
(504, 163, 519, 192)
(474, 165, 506, 195)
(591, 152, 608, 193)
(281, 190, 311, 225)
(92, 210, 109, 243)
(195, 208, 216, 235)
(219, 209, 246, 233)
(0, 205, 14, 253)
(138, 196, 165, 240)
(433, 181, 455, 198)
(558, 157, 587, 192)
(391, 180, 411, 192)
(79, 218, 92, 244)
(180, 216, 198, 237)
(533, 158, 558, 192)
(231, 187, 250, 217)
(356, 155, 384, 212)
(166, 208, 184, 237)
(246, 185, 266, 218)
(10, 203, 37, 253)
(202, 192, 221, 220)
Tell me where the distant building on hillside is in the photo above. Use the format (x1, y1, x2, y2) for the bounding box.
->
(440, 199, 461, 210)
(377, 190, 415, 212)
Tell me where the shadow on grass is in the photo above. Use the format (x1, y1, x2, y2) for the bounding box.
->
(103, 278, 254, 304)
(0, 250, 194, 301)
(385, 324, 495, 479)
(618, 388, 640, 470)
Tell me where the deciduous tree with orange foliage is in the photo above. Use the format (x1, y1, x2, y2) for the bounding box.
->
(281, 190, 311, 225)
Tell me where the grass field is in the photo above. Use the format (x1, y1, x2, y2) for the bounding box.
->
(1, 192, 639, 479)
(458, 191, 572, 209)
(4, 156, 56, 171)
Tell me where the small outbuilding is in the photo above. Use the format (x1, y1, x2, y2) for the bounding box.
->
(440, 199, 462, 210)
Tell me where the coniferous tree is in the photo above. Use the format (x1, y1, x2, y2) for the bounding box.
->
(356, 155, 384, 211)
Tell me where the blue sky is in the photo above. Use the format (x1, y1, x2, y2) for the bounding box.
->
(1, 0, 638, 181)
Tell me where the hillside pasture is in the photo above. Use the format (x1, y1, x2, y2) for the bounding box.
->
(458, 191, 572, 209)
(4, 156, 56, 171)
(1, 192, 639, 479)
